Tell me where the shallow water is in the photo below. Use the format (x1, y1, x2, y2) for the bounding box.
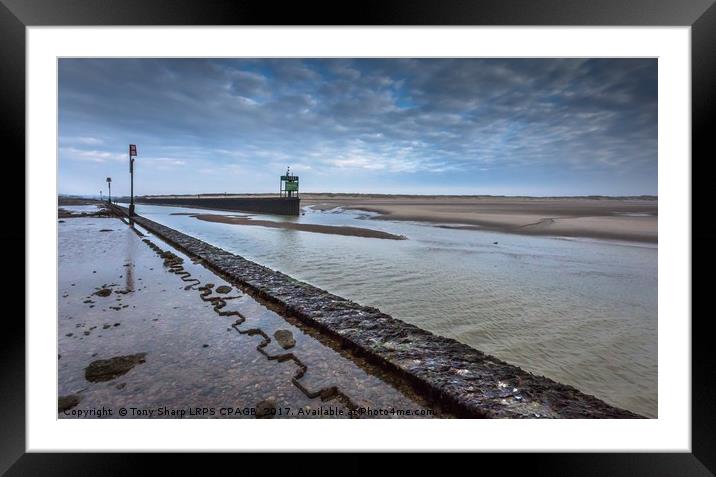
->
(123, 202, 658, 417)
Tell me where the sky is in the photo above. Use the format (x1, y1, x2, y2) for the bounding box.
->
(58, 58, 657, 197)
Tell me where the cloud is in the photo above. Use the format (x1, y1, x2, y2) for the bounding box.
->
(62, 136, 104, 145)
(60, 147, 124, 163)
(144, 157, 187, 166)
(58, 58, 657, 195)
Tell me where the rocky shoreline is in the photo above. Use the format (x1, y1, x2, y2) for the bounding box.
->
(111, 204, 643, 419)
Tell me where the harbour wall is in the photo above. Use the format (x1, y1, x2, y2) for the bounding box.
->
(137, 196, 301, 216)
(111, 204, 643, 419)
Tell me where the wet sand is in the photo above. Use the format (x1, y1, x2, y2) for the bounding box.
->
(173, 212, 406, 240)
(301, 194, 658, 243)
(58, 206, 110, 219)
(58, 212, 440, 418)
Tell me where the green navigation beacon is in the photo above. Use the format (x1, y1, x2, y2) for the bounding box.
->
(280, 167, 299, 198)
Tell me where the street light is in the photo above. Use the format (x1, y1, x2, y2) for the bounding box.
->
(129, 144, 137, 216)
(106, 177, 112, 204)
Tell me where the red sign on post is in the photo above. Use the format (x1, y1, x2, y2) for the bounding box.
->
(129, 144, 137, 156)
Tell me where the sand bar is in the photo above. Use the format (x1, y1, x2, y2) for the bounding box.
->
(300, 194, 658, 243)
(176, 213, 406, 240)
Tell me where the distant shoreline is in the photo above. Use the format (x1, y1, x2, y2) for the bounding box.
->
(60, 193, 658, 201)
(58, 194, 658, 243)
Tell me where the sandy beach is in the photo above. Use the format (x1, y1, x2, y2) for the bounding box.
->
(172, 212, 406, 240)
(300, 194, 658, 243)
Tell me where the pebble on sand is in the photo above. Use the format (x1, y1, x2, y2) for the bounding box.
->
(255, 398, 276, 418)
(84, 353, 147, 382)
(58, 394, 81, 413)
(273, 329, 296, 349)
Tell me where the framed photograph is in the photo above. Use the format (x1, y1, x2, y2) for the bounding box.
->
(4, 0, 712, 472)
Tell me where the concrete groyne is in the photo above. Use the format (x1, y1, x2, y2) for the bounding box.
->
(111, 204, 643, 419)
(137, 196, 301, 216)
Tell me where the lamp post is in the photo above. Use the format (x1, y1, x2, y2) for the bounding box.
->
(100, 190, 103, 202)
(106, 177, 112, 204)
(129, 144, 137, 216)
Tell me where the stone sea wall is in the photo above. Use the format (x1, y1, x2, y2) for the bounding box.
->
(137, 196, 301, 216)
(112, 205, 642, 418)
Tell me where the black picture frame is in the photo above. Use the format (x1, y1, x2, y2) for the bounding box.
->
(2, 0, 711, 473)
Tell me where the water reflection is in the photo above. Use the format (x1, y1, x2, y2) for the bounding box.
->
(125, 228, 135, 292)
